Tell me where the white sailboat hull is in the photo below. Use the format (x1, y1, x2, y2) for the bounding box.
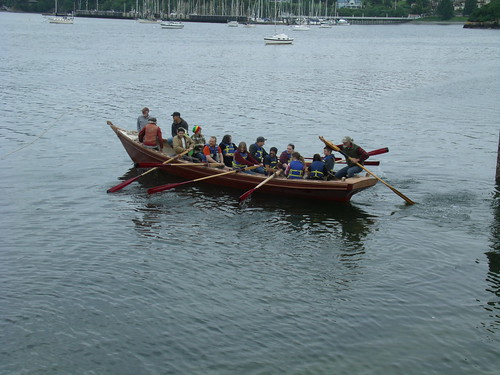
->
(264, 34, 294, 45)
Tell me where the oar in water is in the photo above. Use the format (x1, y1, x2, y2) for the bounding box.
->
(319, 136, 415, 205)
(107, 149, 190, 193)
(147, 165, 260, 195)
(239, 169, 282, 203)
(135, 162, 223, 168)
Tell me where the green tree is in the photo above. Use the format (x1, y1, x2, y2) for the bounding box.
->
(468, 0, 500, 22)
(463, 0, 477, 16)
(436, 0, 454, 20)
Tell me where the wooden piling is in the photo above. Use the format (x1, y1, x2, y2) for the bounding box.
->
(497, 130, 500, 184)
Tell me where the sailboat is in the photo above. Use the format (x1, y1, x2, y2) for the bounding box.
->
(291, 0, 310, 31)
(319, 0, 333, 28)
(48, 0, 73, 24)
(264, 0, 293, 45)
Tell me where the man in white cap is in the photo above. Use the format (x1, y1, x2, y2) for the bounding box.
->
(334, 136, 369, 180)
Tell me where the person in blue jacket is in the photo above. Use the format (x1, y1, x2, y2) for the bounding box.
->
(323, 146, 336, 180)
(263, 147, 278, 175)
(249, 136, 268, 163)
(285, 152, 306, 179)
(308, 154, 325, 180)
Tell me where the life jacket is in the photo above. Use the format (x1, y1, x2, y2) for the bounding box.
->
(206, 144, 219, 161)
(309, 160, 325, 179)
(323, 154, 335, 173)
(288, 160, 304, 179)
(264, 155, 278, 169)
(232, 152, 247, 169)
(222, 143, 235, 157)
(253, 144, 264, 161)
(143, 124, 159, 146)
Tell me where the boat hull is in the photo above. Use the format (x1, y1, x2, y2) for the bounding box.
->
(109, 124, 377, 202)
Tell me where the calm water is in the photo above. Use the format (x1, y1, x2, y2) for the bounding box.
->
(1, 13, 499, 375)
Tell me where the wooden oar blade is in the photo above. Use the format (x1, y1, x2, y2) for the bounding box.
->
(107, 175, 140, 193)
(239, 188, 256, 202)
(368, 147, 389, 156)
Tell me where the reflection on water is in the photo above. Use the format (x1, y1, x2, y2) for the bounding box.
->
(122, 166, 378, 267)
(484, 185, 500, 333)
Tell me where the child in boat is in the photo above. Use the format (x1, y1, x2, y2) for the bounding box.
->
(263, 147, 278, 175)
(307, 153, 325, 180)
(232, 142, 265, 174)
(285, 152, 306, 179)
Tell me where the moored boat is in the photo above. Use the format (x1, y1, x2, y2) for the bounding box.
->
(108, 123, 378, 203)
(264, 33, 294, 45)
(48, 16, 74, 24)
(161, 21, 184, 29)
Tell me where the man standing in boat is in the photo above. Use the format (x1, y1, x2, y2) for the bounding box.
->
(334, 136, 369, 179)
(249, 136, 268, 163)
(168, 111, 189, 146)
(138, 117, 163, 152)
(137, 107, 150, 132)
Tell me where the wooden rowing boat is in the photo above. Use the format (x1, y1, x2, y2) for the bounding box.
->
(109, 123, 378, 202)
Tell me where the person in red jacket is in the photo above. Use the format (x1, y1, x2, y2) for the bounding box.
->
(138, 117, 163, 152)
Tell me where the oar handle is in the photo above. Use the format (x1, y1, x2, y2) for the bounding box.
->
(148, 164, 260, 194)
(319, 136, 415, 205)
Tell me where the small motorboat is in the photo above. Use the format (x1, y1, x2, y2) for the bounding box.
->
(48, 16, 74, 24)
(161, 21, 184, 29)
(264, 33, 294, 45)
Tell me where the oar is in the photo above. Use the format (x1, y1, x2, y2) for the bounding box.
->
(319, 136, 415, 205)
(135, 162, 223, 168)
(239, 170, 282, 203)
(148, 165, 260, 195)
(107, 149, 190, 193)
(305, 147, 389, 160)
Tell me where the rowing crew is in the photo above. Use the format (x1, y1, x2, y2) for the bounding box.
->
(139, 119, 369, 180)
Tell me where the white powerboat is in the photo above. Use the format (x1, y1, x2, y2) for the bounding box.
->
(48, 16, 73, 24)
(264, 33, 294, 45)
(227, 21, 239, 27)
(161, 21, 184, 29)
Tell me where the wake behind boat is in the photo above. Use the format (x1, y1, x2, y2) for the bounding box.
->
(107, 122, 379, 203)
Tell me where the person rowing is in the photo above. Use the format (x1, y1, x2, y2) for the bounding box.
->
(334, 136, 369, 180)
(232, 142, 265, 174)
(202, 136, 230, 169)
